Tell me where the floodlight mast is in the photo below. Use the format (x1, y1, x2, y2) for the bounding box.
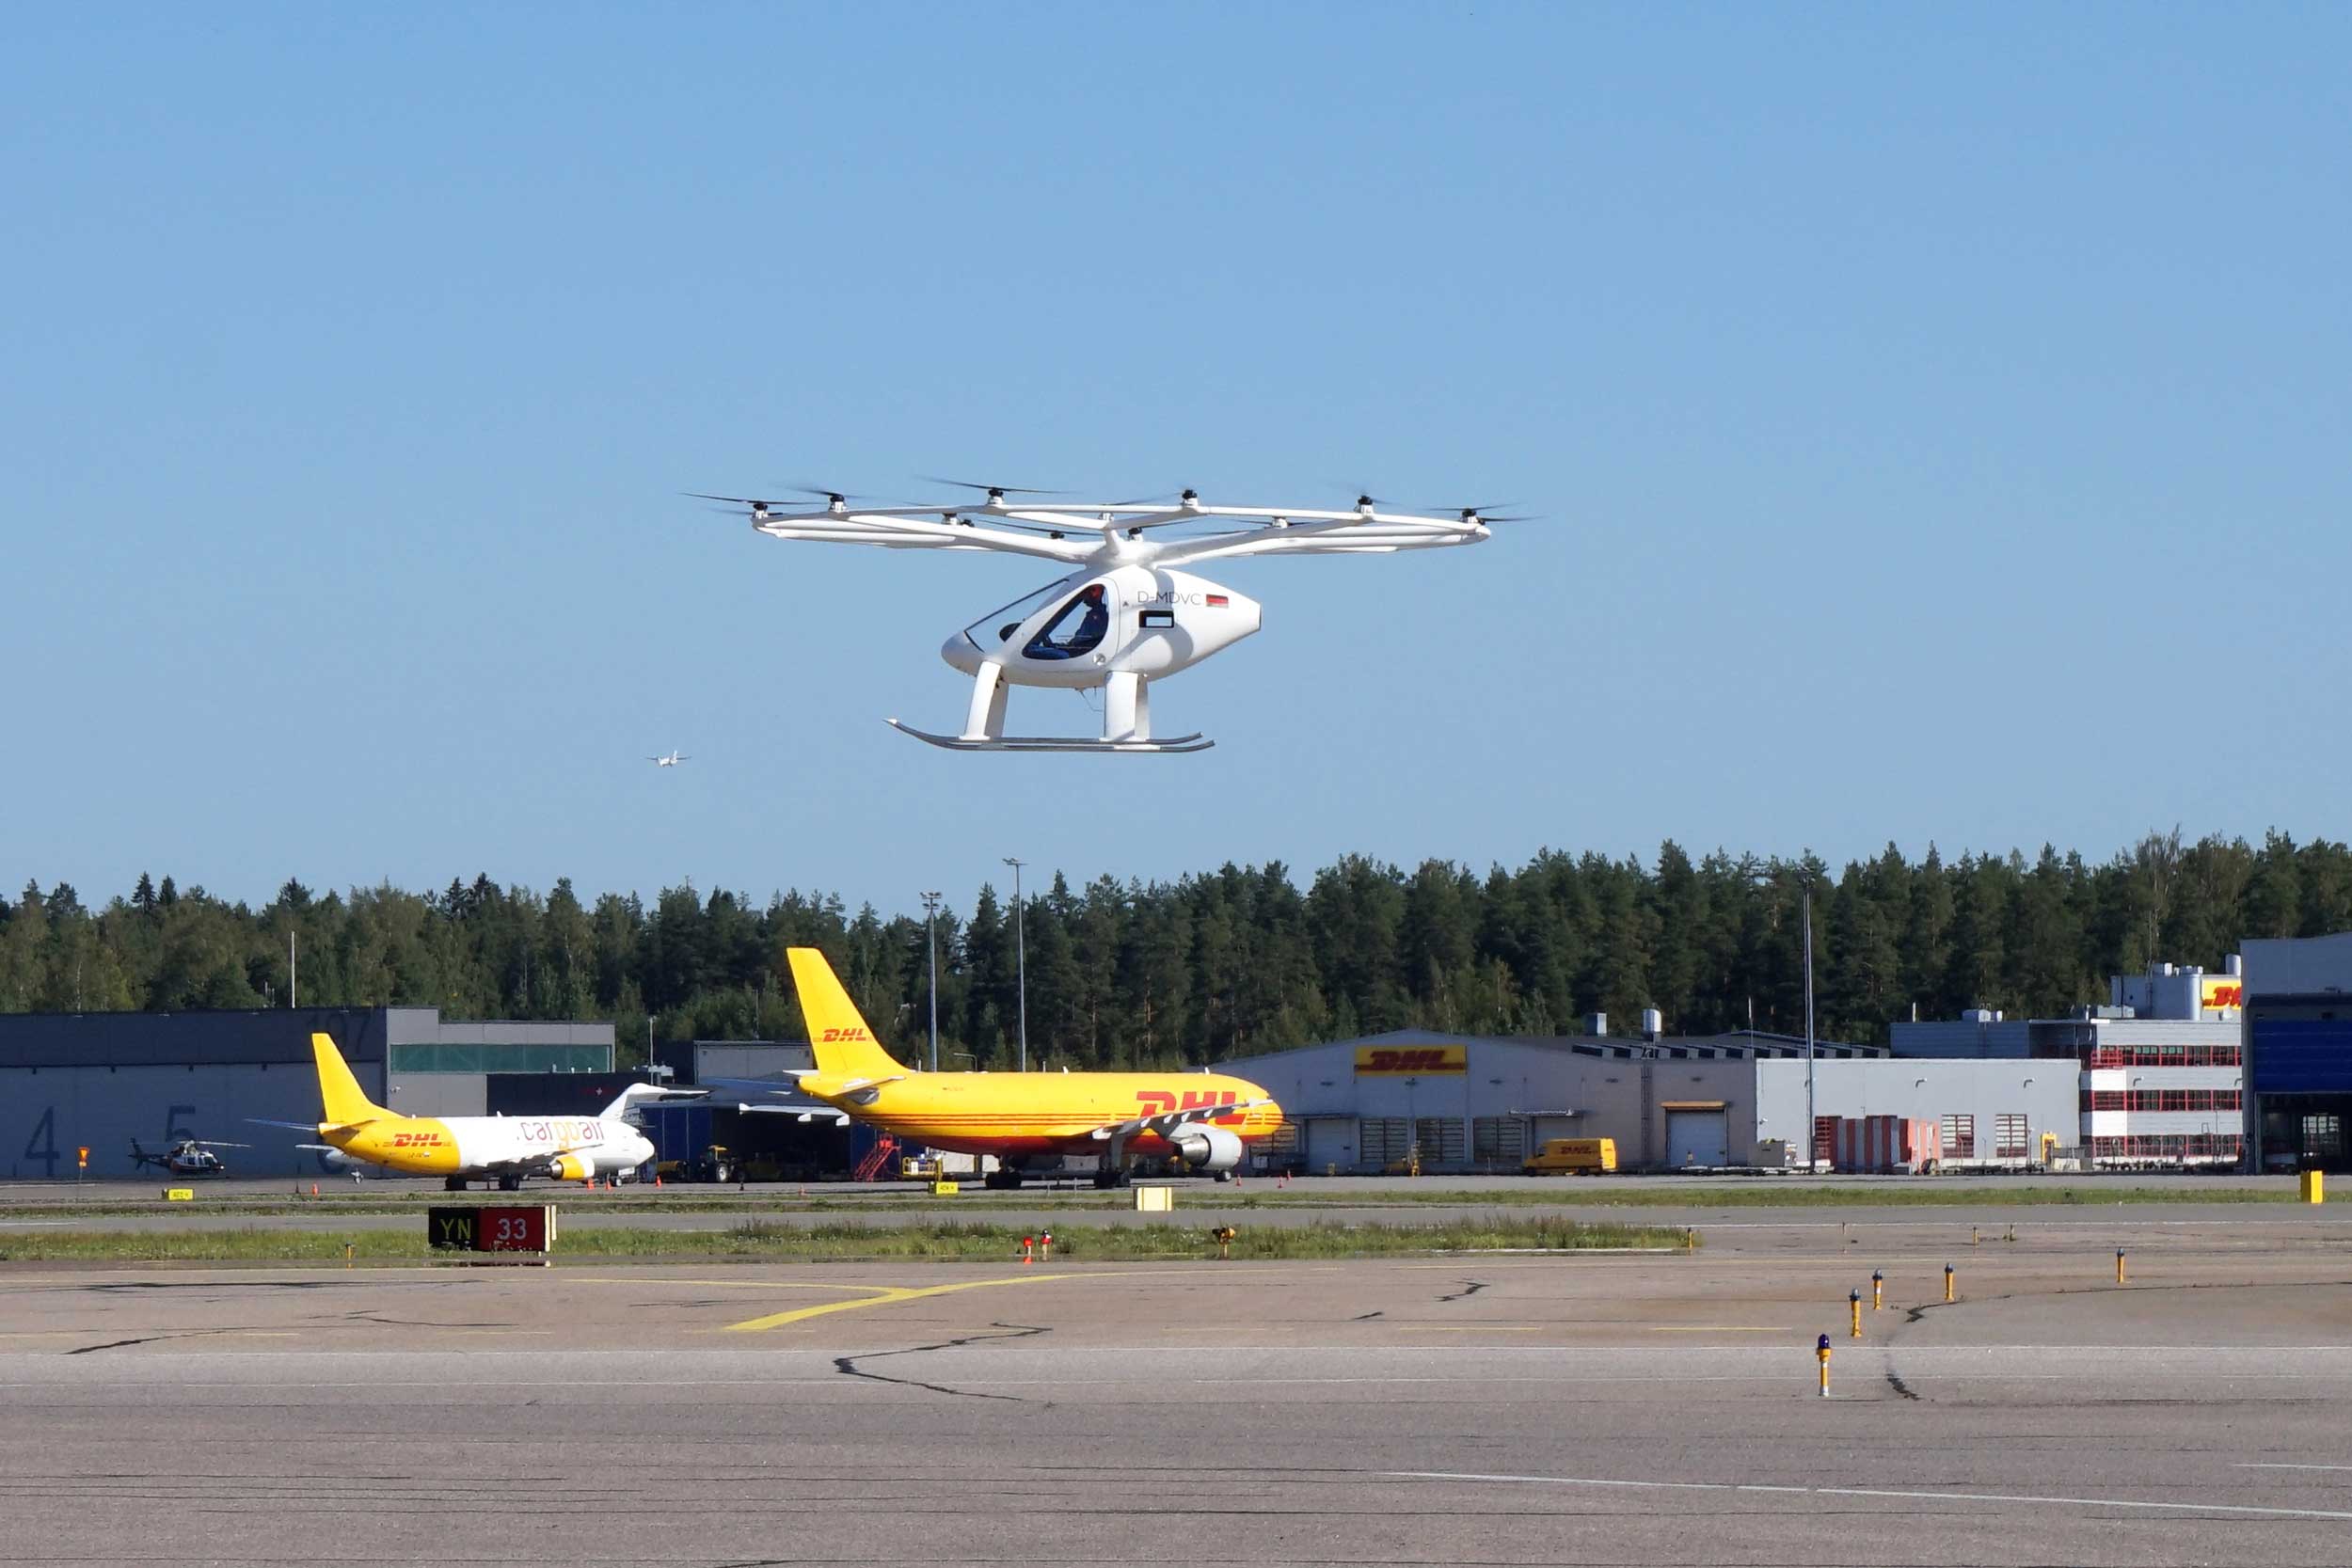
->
(1003, 856, 1028, 1073)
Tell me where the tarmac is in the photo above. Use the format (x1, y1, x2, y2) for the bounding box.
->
(3, 1208, 2350, 1566)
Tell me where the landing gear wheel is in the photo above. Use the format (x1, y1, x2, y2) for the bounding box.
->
(983, 1168, 1024, 1190)
(497, 1175, 522, 1192)
(443, 1177, 468, 1192)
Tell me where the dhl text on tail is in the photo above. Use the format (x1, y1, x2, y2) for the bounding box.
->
(733, 948, 1282, 1188)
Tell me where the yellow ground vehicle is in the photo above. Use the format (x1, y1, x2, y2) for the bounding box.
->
(1522, 1137, 1616, 1175)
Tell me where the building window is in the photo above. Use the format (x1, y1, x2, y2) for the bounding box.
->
(2091, 1044, 2243, 1069)
(1994, 1114, 2030, 1159)
(1939, 1114, 1976, 1159)
(2301, 1116, 2344, 1163)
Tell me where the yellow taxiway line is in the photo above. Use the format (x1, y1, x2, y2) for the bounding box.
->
(723, 1272, 1081, 1332)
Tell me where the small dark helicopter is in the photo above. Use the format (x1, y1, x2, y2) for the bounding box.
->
(129, 1138, 246, 1178)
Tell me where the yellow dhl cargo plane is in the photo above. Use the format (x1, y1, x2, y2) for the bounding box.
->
(739, 947, 1283, 1188)
(258, 1034, 703, 1191)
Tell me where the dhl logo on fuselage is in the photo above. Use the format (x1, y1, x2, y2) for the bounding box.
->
(1134, 1087, 1248, 1126)
(1354, 1045, 1468, 1075)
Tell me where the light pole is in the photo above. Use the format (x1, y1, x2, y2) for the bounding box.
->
(1754, 872, 1817, 1169)
(920, 891, 943, 1074)
(1802, 879, 1815, 1171)
(1003, 856, 1028, 1072)
(1403, 1075, 1420, 1171)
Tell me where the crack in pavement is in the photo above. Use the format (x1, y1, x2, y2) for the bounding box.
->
(67, 1326, 278, 1355)
(81, 1279, 362, 1293)
(1437, 1279, 1489, 1304)
(833, 1322, 1051, 1404)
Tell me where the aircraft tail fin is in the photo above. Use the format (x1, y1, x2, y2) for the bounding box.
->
(597, 1084, 709, 1119)
(310, 1033, 388, 1126)
(787, 948, 911, 1079)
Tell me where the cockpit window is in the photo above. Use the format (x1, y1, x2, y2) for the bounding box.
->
(1024, 585, 1110, 661)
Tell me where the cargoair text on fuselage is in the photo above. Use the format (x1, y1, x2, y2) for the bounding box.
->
(738, 948, 1283, 1189)
(285, 1034, 700, 1191)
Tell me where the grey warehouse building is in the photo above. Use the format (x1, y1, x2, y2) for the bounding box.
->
(1, 1007, 613, 1180)
(1222, 1025, 2080, 1174)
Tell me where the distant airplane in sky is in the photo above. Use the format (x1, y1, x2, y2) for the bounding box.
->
(646, 751, 691, 768)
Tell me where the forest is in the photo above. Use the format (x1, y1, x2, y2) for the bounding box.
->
(1, 829, 2340, 1068)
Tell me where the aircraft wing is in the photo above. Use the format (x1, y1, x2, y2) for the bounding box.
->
(735, 1102, 853, 1125)
(710, 1072, 905, 1104)
(464, 1142, 612, 1177)
(1089, 1098, 1273, 1142)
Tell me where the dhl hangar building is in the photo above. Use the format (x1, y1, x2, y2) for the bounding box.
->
(4, 943, 2349, 1179)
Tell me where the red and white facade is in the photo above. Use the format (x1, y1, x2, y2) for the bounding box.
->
(1892, 959, 2247, 1169)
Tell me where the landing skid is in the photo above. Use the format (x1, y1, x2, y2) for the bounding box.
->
(886, 720, 1214, 754)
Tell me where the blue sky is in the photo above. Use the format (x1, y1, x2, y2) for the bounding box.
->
(5, 3, 2346, 915)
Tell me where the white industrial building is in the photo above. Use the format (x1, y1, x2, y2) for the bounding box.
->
(1892, 959, 2246, 1167)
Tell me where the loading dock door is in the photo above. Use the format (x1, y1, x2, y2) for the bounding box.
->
(1664, 1108, 1728, 1169)
(1305, 1117, 1357, 1174)
(1531, 1116, 1582, 1149)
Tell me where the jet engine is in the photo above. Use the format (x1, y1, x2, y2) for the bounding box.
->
(1168, 1124, 1245, 1174)
(547, 1152, 595, 1181)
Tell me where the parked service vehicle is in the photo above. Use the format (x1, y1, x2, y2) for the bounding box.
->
(1523, 1137, 1616, 1175)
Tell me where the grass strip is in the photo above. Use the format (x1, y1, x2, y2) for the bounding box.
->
(0, 1180, 2295, 1222)
(0, 1216, 1687, 1264)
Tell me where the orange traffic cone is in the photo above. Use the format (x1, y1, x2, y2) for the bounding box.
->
(310, 1183, 319, 1197)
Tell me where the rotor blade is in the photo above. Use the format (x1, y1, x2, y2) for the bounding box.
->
(777, 483, 877, 500)
(917, 475, 1070, 497)
(684, 491, 774, 508)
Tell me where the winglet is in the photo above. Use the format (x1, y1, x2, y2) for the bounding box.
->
(310, 1033, 388, 1127)
(787, 948, 911, 1079)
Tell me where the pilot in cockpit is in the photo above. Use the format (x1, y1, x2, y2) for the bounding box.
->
(1026, 584, 1109, 659)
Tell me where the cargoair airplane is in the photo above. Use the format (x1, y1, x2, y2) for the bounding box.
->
(257, 1034, 704, 1191)
(732, 948, 1284, 1188)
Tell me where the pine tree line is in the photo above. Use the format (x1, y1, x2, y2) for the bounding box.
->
(2, 830, 2341, 1067)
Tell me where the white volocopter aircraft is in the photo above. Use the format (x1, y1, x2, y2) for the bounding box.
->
(254, 1035, 705, 1191)
(690, 482, 1510, 752)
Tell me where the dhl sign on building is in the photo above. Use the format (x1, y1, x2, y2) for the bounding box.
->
(1353, 1044, 1468, 1075)
(2200, 976, 2243, 1015)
